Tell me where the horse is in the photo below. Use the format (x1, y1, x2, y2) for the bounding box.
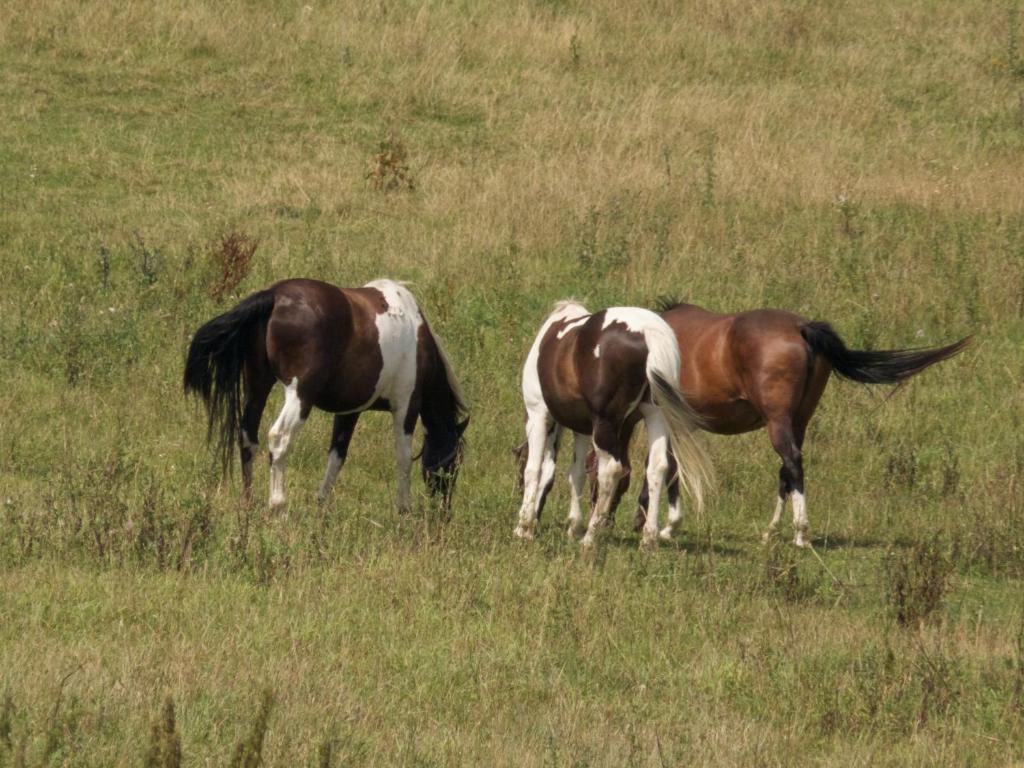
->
(183, 278, 469, 515)
(514, 300, 712, 550)
(633, 301, 970, 546)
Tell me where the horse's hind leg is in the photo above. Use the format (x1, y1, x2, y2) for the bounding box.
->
(317, 412, 360, 503)
(635, 450, 683, 540)
(639, 404, 671, 550)
(535, 425, 562, 524)
(660, 452, 683, 541)
(514, 408, 556, 539)
(268, 377, 309, 509)
(581, 417, 627, 549)
(766, 418, 807, 547)
(240, 361, 274, 504)
(566, 432, 590, 540)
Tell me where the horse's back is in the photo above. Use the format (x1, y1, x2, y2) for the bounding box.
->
(263, 278, 423, 413)
(662, 304, 810, 433)
(265, 279, 352, 384)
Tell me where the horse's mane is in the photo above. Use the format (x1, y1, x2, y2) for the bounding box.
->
(653, 295, 684, 313)
(551, 299, 588, 315)
(432, 331, 469, 418)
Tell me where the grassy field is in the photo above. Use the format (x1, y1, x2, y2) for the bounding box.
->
(2, 0, 1024, 764)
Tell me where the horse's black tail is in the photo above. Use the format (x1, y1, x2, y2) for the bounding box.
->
(800, 321, 970, 385)
(183, 289, 276, 471)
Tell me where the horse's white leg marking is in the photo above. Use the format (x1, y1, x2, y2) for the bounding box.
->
(566, 432, 590, 539)
(268, 378, 305, 509)
(763, 493, 787, 542)
(317, 448, 344, 503)
(792, 490, 810, 548)
(535, 425, 560, 513)
(640, 404, 669, 550)
(662, 490, 683, 541)
(515, 409, 551, 539)
(581, 448, 623, 548)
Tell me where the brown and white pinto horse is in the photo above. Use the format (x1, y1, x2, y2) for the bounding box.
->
(184, 278, 468, 514)
(514, 301, 712, 550)
(635, 302, 970, 546)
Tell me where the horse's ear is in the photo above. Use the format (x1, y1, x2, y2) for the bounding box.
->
(456, 417, 469, 436)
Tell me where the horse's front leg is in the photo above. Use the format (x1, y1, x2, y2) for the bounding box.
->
(317, 412, 360, 503)
(392, 403, 416, 514)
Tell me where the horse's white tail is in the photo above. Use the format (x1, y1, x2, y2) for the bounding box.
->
(641, 319, 713, 515)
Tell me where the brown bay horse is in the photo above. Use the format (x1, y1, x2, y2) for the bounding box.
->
(184, 278, 468, 514)
(514, 301, 712, 550)
(636, 302, 970, 546)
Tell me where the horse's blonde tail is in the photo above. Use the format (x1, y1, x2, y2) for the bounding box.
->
(641, 319, 713, 515)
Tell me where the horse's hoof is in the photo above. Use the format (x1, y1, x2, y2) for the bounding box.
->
(567, 525, 584, 541)
(580, 534, 596, 549)
(514, 525, 535, 541)
(762, 528, 778, 544)
(658, 527, 674, 541)
(793, 537, 811, 549)
(640, 535, 658, 552)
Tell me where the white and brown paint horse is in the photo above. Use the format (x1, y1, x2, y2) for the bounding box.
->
(184, 278, 468, 514)
(514, 301, 712, 550)
(633, 301, 970, 546)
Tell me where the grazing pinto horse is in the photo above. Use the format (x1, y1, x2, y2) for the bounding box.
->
(183, 278, 468, 514)
(635, 302, 969, 546)
(514, 301, 712, 550)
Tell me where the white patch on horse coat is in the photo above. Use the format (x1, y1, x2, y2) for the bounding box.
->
(556, 315, 590, 339)
(360, 279, 423, 413)
(601, 307, 663, 333)
(268, 377, 306, 507)
(521, 301, 590, 410)
(593, 344, 601, 358)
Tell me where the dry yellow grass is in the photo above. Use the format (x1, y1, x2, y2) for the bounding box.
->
(1, 0, 1023, 765)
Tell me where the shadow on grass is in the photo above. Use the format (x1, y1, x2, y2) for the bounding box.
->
(810, 532, 917, 552)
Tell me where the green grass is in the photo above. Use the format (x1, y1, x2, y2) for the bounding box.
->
(2, 0, 1024, 764)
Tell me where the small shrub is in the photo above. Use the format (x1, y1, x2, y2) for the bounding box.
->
(700, 130, 717, 208)
(886, 535, 952, 627)
(96, 244, 111, 290)
(230, 690, 274, 768)
(132, 232, 161, 286)
(915, 642, 957, 729)
(210, 231, 258, 300)
(760, 537, 813, 602)
(569, 31, 581, 69)
(884, 441, 918, 490)
(144, 697, 182, 768)
(0, 693, 13, 750)
(367, 135, 415, 192)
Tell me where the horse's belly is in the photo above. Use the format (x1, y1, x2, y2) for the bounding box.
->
(694, 399, 764, 435)
(545, 397, 593, 435)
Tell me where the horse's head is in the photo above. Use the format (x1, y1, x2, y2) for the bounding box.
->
(422, 417, 469, 515)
